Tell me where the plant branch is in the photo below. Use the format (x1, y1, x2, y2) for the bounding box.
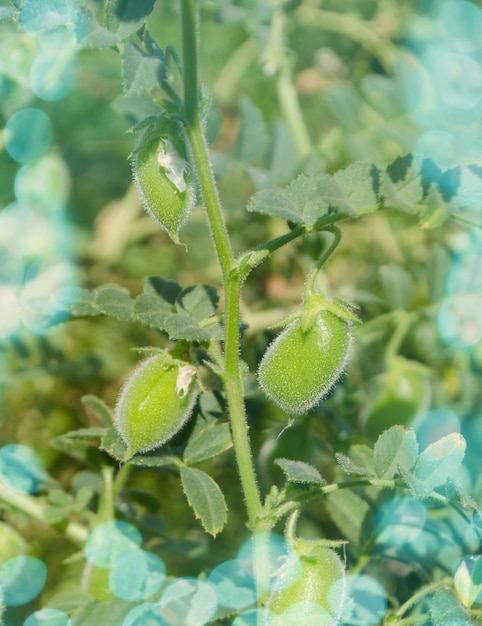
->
(304, 225, 342, 295)
(297, 5, 397, 71)
(236, 213, 348, 278)
(180, 0, 263, 527)
(395, 577, 453, 618)
(0, 482, 88, 547)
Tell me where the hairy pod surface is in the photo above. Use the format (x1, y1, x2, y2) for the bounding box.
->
(267, 541, 346, 624)
(114, 355, 198, 458)
(132, 127, 195, 244)
(258, 311, 352, 415)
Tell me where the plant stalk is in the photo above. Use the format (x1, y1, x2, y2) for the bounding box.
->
(0, 482, 88, 546)
(180, 0, 263, 526)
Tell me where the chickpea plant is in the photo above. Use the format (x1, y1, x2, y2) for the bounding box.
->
(1, 1, 482, 626)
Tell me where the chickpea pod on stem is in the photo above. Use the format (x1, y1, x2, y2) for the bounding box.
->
(114, 353, 198, 459)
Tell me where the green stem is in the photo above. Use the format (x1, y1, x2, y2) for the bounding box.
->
(0, 482, 88, 546)
(180, 0, 198, 127)
(97, 466, 115, 524)
(224, 275, 263, 524)
(297, 5, 396, 71)
(385, 310, 412, 362)
(395, 577, 453, 618)
(213, 37, 259, 106)
(277, 64, 312, 157)
(269, 9, 312, 156)
(113, 463, 133, 497)
(237, 214, 347, 278)
(180, 0, 263, 527)
(304, 225, 341, 296)
(390, 615, 430, 626)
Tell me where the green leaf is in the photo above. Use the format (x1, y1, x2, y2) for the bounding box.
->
(247, 162, 381, 225)
(198, 390, 226, 421)
(72, 598, 136, 626)
(324, 84, 361, 132)
(336, 444, 376, 477)
(133, 276, 179, 329)
(105, 0, 156, 39)
(274, 458, 326, 485)
(180, 466, 227, 536)
(286, 173, 347, 220)
(127, 450, 177, 468)
(121, 41, 166, 95)
(374, 426, 419, 479)
(235, 96, 268, 164)
(325, 490, 372, 546)
(74, 8, 120, 48)
(51, 428, 106, 465)
(53, 287, 99, 318)
(163, 313, 211, 342)
(133, 293, 171, 330)
(247, 188, 299, 222)
(378, 264, 414, 311)
(453, 555, 482, 609)
(176, 284, 219, 323)
(133, 278, 220, 341)
(47, 592, 90, 614)
(183, 422, 232, 465)
(266, 118, 298, 186)
(413, 433, 466, 491)
(93, 284, 133, 321)
(379, 153, 429, 214)
(333, 161, 380, 215)
(81, 395, 113, 427)
(99, 427, 129, 462)
(429, 589, 469, 626)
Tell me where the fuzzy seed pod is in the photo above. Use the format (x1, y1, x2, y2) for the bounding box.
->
(258, 310, 352, 415)
(132, 127, 195, 244)
(114, 355, 198, 458)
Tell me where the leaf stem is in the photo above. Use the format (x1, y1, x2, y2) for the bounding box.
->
(304, 225, 342, 295)
(395, 577, 453, 618)
(269, 9, 313, 156)
(0, 482, 88, 547)
(237, 213, 347, 278)
(297, 5, 396, 71)
(180, 0, 263, 527)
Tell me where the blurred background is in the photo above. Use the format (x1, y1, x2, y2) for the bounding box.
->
(0, 0, 482, 621)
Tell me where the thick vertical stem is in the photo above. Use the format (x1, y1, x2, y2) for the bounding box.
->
(180, 0, 263, 526)
(180, 0, 198, 127)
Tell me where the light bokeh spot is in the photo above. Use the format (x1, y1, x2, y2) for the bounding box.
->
(329, 574, 386, 626)
(0, 444, 47, 494)
(85, 521, 142, 568)
(4, 108, 53, 164)
(23, 608, 72, 626)
(208, 559, 257, 610)
(375, 497, 426, 547)
(437, 292, 482, 347)
(159, 578, 217, 626)
(236, 533, 300, 596)
(122, 602, 167, 626)
(30, 47, 77, 101)
(14, 155, 71, 211)
(0, 556, 47, 606)
(109, 549, 166, 602)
